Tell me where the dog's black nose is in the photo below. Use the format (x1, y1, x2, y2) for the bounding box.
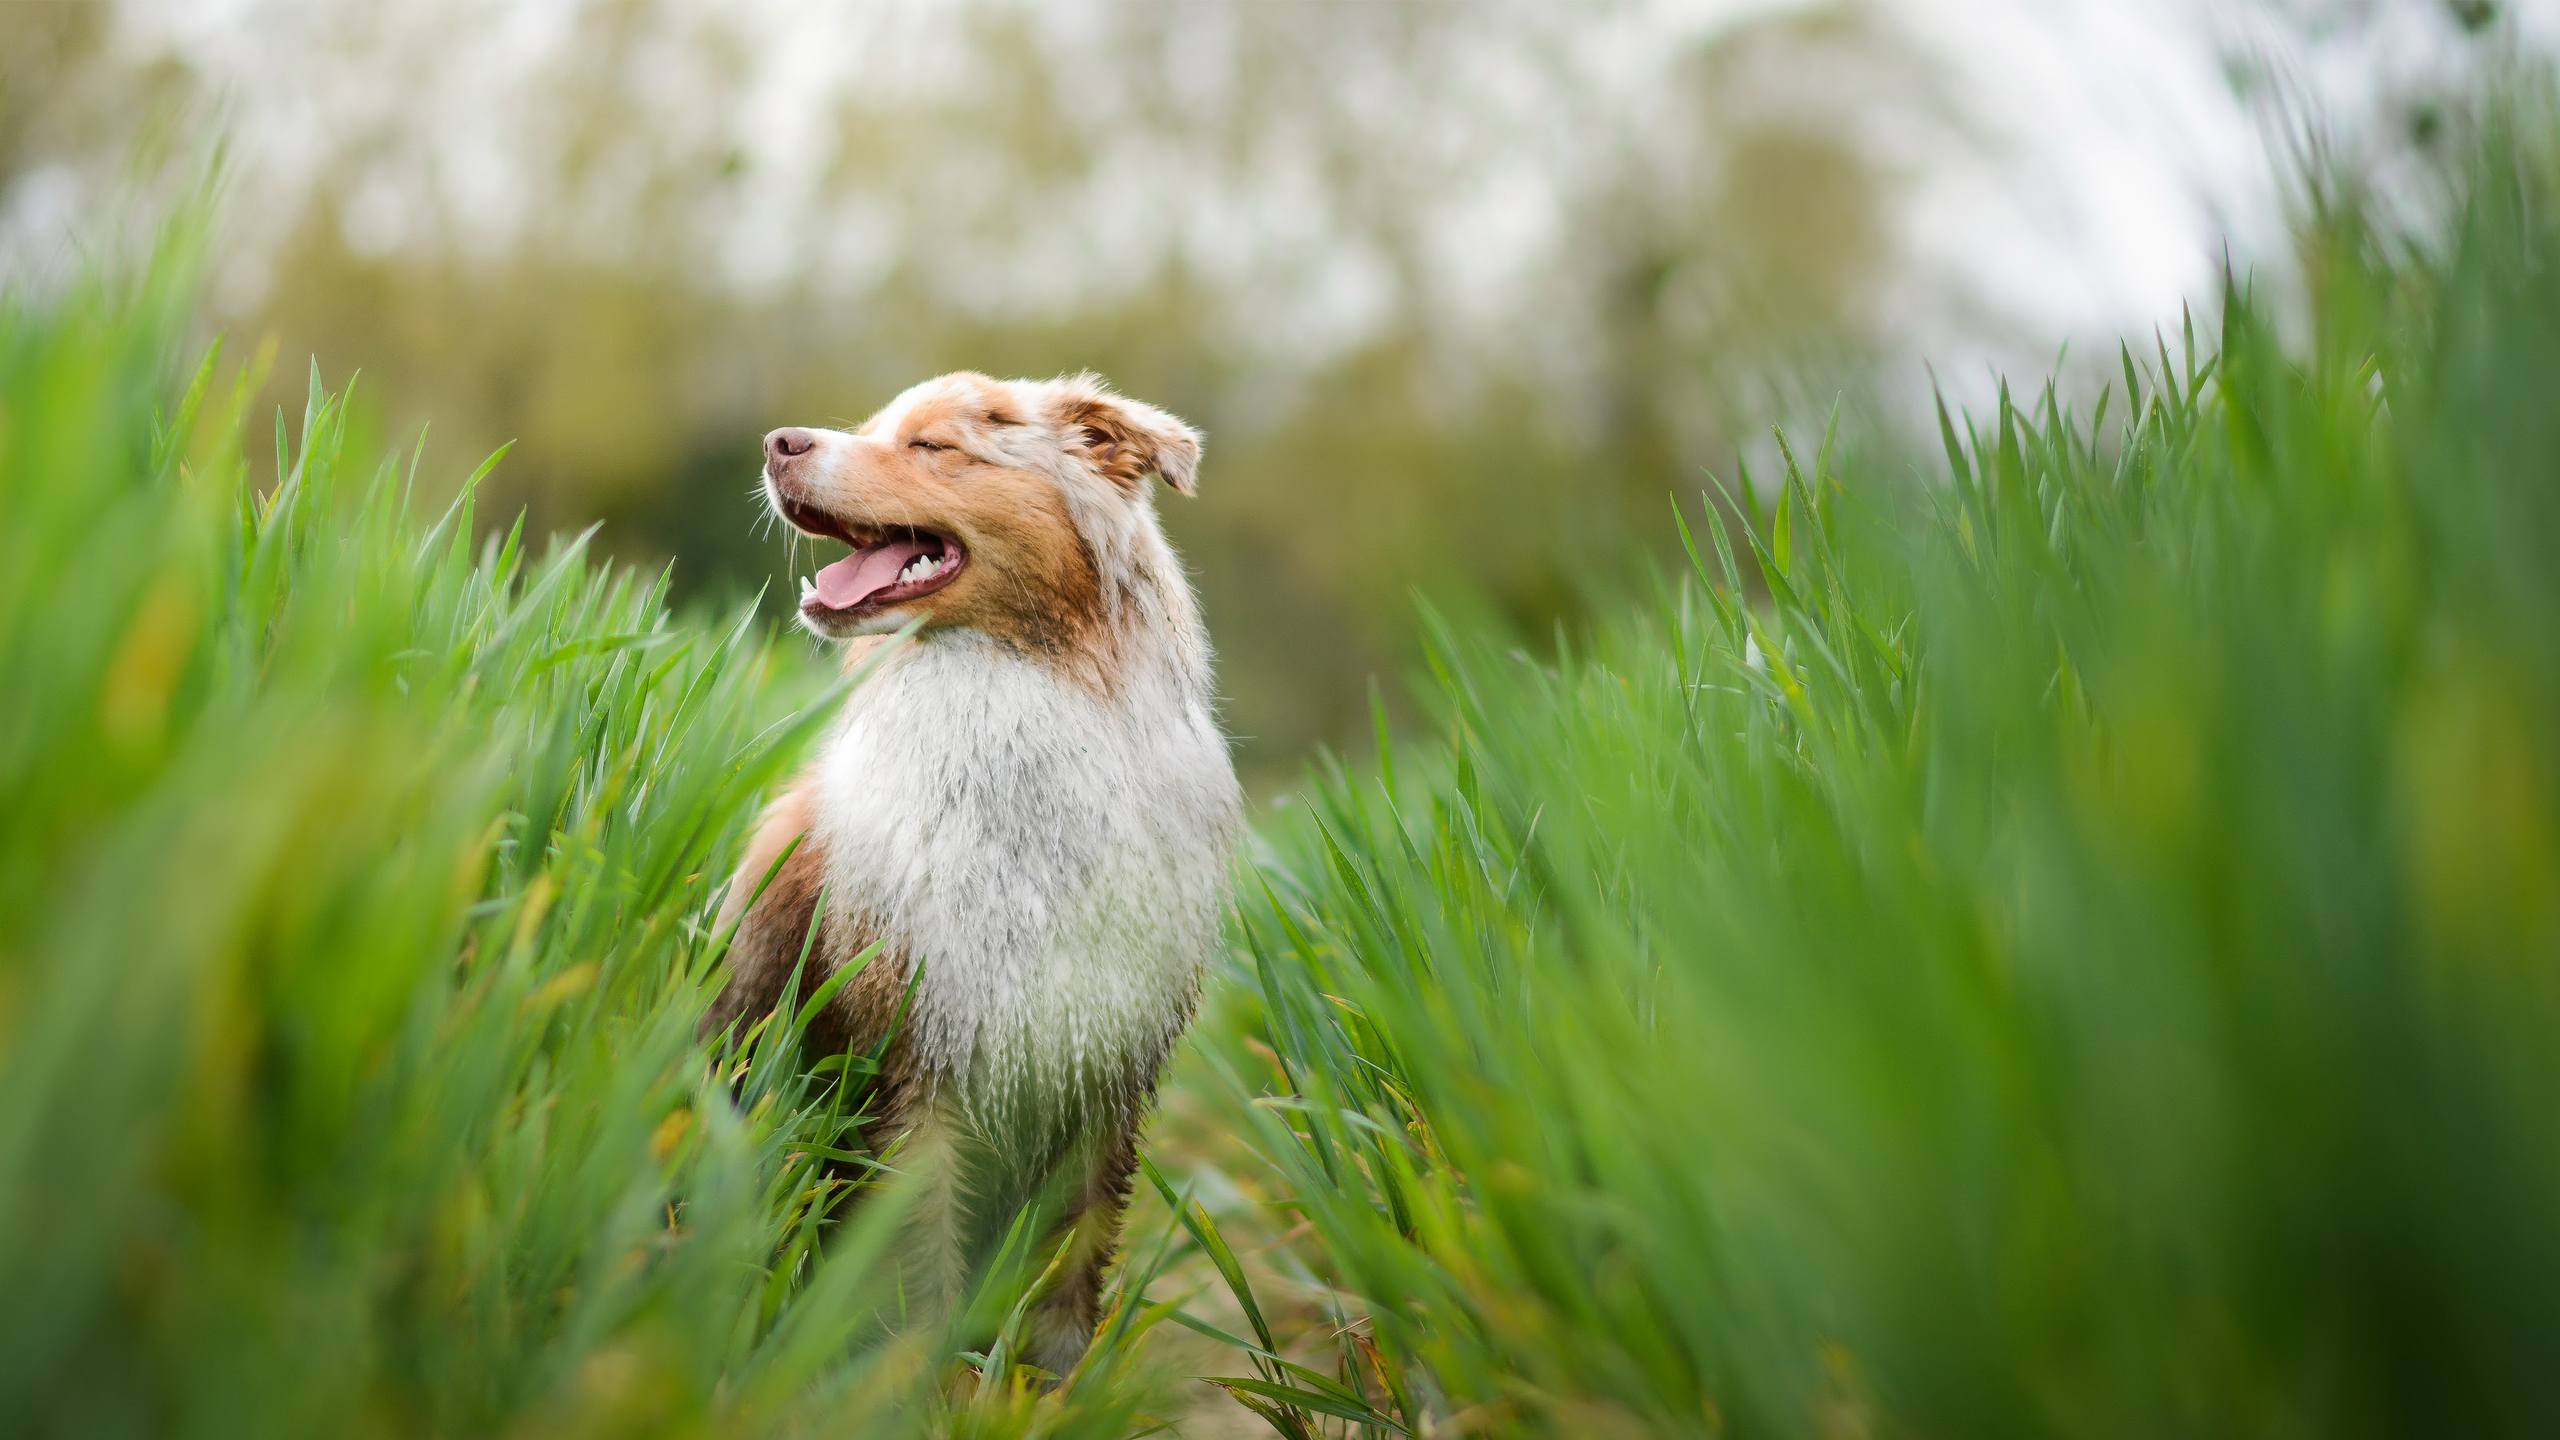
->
(765, 427, 819, 470)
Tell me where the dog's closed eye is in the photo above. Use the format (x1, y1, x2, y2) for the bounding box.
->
(909, 437, 952, 452)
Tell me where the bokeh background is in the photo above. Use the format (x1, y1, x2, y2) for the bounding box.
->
(2, 0, 2540, 783)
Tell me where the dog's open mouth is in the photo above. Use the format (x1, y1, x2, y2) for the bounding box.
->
(779, 496, 968, 616)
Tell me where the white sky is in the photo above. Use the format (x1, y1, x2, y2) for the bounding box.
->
(22, 0, 2557, 413)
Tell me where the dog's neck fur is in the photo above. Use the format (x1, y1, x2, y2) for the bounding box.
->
(811, 534, 1239, 1147)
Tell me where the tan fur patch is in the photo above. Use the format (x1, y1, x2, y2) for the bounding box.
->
(705, 780, 925, 1147)
(1050, 385, 1201, 496)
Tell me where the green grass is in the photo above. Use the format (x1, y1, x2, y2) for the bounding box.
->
(0, 215, 1187, 1439)
(1188, 108, 2560, 1436)
(8, 100, 2560, 1440)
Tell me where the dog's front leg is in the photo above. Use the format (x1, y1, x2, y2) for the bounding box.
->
(883, 1101, 977, 1338)
(1021, 1124, 1141, 1380)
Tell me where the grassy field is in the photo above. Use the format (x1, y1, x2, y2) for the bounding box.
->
(5, 106, 2558, 1438)
(0, 215, 1185, 1439)
(1184, 106, 2560, 1437)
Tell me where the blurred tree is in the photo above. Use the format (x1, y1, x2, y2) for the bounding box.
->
(1, 0, 2527, 781)
(0, 4, 107, 182)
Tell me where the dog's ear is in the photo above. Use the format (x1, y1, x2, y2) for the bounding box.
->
(1052, 376, 1203, 496)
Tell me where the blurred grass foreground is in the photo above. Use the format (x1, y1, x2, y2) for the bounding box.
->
(1204, 104, 2560, 1437)
(6, 89, 2560, 1440)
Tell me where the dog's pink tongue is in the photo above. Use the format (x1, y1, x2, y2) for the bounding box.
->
(814, 538, 934, 609)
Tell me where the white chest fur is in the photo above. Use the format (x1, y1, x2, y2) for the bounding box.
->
(814, 632, 1240, 1138)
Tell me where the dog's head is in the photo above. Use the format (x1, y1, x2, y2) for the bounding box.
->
(761, 371, 1202, 652)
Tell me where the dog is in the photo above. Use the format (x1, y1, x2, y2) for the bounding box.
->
(709, 371, 1242, 1374)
